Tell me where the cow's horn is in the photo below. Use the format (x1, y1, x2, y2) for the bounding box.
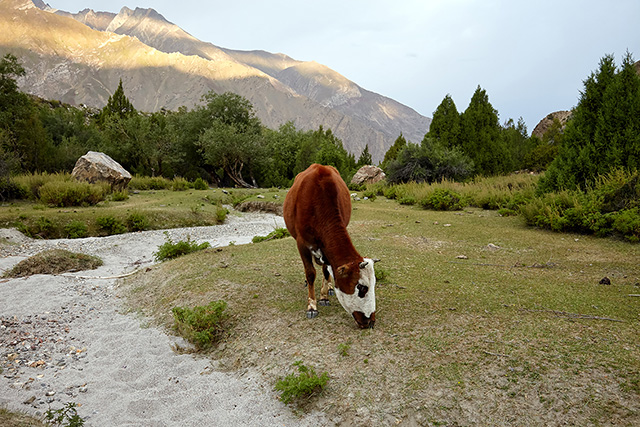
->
(372, 258, 381, 263)
(359, 261, 369, 269)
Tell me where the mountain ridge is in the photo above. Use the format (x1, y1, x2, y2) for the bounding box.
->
(1, 0, 431, 162)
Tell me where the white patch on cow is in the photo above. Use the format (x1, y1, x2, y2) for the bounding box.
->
(335, 258, 376, 318)
(310, 247, 325, 264)
(326, 265, 334, 279)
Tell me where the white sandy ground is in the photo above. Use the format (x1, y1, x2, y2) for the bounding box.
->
(0, 211, 331, 426)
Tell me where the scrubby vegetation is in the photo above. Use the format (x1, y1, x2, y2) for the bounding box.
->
(251, 227, 290, 243)
(3, 249, 103, 278)
(275, 361, 329, 404)
(154, 232, 211, 261)
(171, 301, 229, 350)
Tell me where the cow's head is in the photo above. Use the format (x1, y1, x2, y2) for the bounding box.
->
(335, 258, 377, 329)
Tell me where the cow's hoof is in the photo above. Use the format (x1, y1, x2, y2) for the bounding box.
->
(328, 289, 335, 296)
(306, 309, 319, 319)
(318, 299, 330, 306)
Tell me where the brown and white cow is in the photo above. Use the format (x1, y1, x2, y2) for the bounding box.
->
(283, 163, 377, 329)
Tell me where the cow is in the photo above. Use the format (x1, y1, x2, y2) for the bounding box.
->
(283, 164, 377, 329)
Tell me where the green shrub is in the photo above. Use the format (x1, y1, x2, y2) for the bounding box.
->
(45, 402, 85, 426)
(397, 195, 417, 206)
(111, 190, 129, 201)
(154, 232, 211, 261)
(612, 208, 640, 242)
(33, 216, 56, 239)
(3, 249, 102, 278)
(38, 181, 107, 207)
(275, 361, 329, 404)
(193, 177, 208, 190)
(129, 175, 171, 190)
(252, 228, 290, 243)
(383, 186, 398, 199)
(126, 212, 149, 232)
(96, 215, 127, 235)
(171, 177, 190, 191)
(0, 178, 27, 201)
(64, 220, 88, 239)
(215, 203, 228, 223)
(172, 300, 229, 350)
(418, 188, 464, 211)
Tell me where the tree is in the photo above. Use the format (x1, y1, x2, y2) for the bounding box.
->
(539, 53, 640, 192)
(502, 117, 535, 171)
(380, 133, 407, 171)
(427, 94, 461, 149)
(197, 92, 263, 188)
(97, 79, 136, 127)
(357, 145, 372, 167)
(459, 86, 511, 175)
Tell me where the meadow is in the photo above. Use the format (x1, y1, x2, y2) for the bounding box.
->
(120, 191, 639, 425)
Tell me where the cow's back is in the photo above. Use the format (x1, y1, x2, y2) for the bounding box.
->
(283, 164, 351, 241)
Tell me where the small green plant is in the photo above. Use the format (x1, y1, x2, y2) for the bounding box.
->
(45, 402, 85, 426)
(154, 232, 211, 261)
(38, 180, 107, 207)
(337, 341, 351, 357)
(419, 188, 464, 211)
(252, 227, 290, 243)
(64, 220, 88, 239)
(34, 216, 56, 238)
(275, 361, 329, 404)
(96, 215, 127, 235)
(126, 212, 149, 232)
(375, 267, 388, 282)
(171, 177, 190, 191)
(193, 177, 208, 190)
(215, 204, 228, 223)
(172, 300, 229, 350)
(111, 190, 129, 201)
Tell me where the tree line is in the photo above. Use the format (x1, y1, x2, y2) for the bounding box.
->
(0, 54, 371, 190)
(2, 51, 639, 195)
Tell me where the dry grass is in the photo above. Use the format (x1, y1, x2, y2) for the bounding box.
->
(121, 197, 640, 425)
(3, 249, 103, 278)
(0, 407, 45, 427)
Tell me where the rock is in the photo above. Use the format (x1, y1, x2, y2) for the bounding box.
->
(531, 110, 572, 140)
(456, 255, 468, 259)
(599, 277, 611, 285)
(71, 151, 132, 190)
(350, 165, 386, 186)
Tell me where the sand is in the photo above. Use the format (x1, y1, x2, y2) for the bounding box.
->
(0, 211, 330, 426)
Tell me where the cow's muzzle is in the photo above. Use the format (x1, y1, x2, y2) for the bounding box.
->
(352, 311, 375, 329)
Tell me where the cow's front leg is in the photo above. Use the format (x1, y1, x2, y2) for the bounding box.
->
(300, 247, 318, 318)
(318, 264, 334, 306)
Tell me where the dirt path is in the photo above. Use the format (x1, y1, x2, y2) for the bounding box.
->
(0, 212, 330, 426)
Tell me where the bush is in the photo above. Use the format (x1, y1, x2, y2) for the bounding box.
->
(0, 178, 27, 201)
(64, 220, 88, 239)
(193, 177, 208, 190)
(33, 216, 56, 239)
(252, 227, 290, 243)
(45, 402, 85, 427)
(171, 177, 190, 191)
(96, 215, 127, 235)
(38, 180, 107, 207)
(154, 232, 211, 261)
(215, 203, 228, 223)
(172, 300, 229, 350)
(275, 361, 329, 404)
(129, 175, 171, 190)
(418, 188, 465, 211)
(111, 190, 129, 201)
(126, 212, 149, 232)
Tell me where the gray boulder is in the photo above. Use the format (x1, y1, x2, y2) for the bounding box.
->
(350, 165, 386, 186)
(72, 151, 132, 190)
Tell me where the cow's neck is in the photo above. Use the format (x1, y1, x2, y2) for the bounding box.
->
(320, 224, 362, 267)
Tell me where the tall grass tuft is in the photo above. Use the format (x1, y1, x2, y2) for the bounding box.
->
(38, 181, 108, 207)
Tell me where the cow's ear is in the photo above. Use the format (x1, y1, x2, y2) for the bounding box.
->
(336, 264, 351, 278)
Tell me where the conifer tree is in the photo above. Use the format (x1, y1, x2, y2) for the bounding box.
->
(357, 144, 372, 167)
(427, 94, 460, 149)
(98, 79, 136, 125)
(380, 133, 407, 171)
(539, 53, 640, 192)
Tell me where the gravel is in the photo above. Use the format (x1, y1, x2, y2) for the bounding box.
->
(0, 211, 330, 426)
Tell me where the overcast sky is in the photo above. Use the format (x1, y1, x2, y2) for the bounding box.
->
(49, 0, 640, 136)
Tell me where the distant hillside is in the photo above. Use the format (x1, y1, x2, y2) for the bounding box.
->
(0, 0, 431, 162)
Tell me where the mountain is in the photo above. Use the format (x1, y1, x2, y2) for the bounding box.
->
(0, 0, 430, 162)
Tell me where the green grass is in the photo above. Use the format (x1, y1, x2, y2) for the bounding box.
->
(122, 195, 640, 425)
(0, 407, 46, 427)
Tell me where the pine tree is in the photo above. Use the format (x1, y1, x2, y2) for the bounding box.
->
(427, 94, 460, 149)
(97, 79, 136, 126)
(357, 144, 372, 167)
(539, 53, 640, 192)
(380, 133, 407, 171)
(459, 86, 510, 175)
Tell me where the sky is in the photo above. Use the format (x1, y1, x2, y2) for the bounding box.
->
(48, 0, 640, 136)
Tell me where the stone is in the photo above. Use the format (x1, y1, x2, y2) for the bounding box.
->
(71, 151, 132, 190)
(350, 165, 386, 186)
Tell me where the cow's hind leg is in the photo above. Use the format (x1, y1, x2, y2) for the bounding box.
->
(318, 264, 334, 306)
(298, 243, 318, 318)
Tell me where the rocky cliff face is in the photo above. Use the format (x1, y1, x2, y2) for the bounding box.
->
(1, 0, 430, 163)
(531, 111, 572, 139)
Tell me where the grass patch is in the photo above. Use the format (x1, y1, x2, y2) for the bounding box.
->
(121, 196, 640, 425)
(251, 227, 290, 243)
(172, 300, 229, 350)
(154, 232, 211, 261)
(45, 402, 85, 427)
(0, 407, 46, 427)
(275, 361, 329, 404)
(3, 249, 103, 278)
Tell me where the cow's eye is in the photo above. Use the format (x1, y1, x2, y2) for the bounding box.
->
(356, 283, 368, 298)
